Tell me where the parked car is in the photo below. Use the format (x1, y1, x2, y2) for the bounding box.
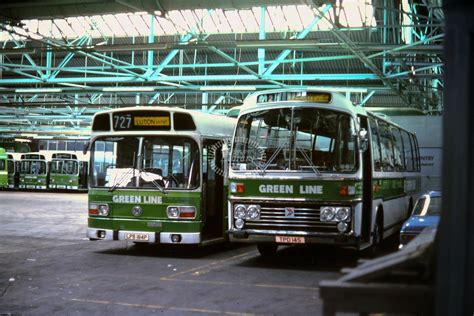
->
(399, 191, 442, 249)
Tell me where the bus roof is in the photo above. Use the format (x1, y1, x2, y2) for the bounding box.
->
(91, 106, 236, 138)
(0, 147, 6, 158)
(239, 88, 413, 134)
(20, 152, 47, 160)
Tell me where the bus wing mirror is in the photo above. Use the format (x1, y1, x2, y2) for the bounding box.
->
(358, 128, 369, 152)
(83, 141, 90, 155)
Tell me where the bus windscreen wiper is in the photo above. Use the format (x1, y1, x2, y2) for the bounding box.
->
(108, 167, 137, 192)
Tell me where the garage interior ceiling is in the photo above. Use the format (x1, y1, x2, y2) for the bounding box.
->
(0, 0, 444, 136)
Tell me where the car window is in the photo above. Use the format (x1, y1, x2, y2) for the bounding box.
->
(412, 197, 426, 215)
(426, 196, 442, 216)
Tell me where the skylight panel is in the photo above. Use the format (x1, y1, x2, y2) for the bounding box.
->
(224, 10, 245, 33)
(202, 10, 218, 34)
(24, 19, 39, 35)
(296, 5, 316, 31)
(103, 15, 126, 37)
(167, 11, 189, 33)
(129, 13, 149, 36)
(78, 16, 100, 37)
(151, 16, 165, 35)
(316, 8, 334, 31)
(268, 6, 287, 32)
(52, 19, 77, 39)
(38, 20, 53, 37)
(66, 17, 87, 37)
(214, 9, 232, 33)
(339, 0, 365, 27)
(191, 9, 207, 33)
(283, 6, 304, 31)
(182, 10, 199, 32)
(92, 15, 114, 37)
(114, 14, 138, 37)
(238, 9, 258, 33)
(157, 15, 178, 35)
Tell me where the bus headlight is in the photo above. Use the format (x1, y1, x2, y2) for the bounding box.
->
(335, 207, 351, 222)
(167, 206, 180, 218)
(98, 204, 109, 216)
(320, 207, 335, 222)
(234, 218, 245, 229)
(337, 222, 348, 233)
(247, 205, 260, 220)
(234, 204, 246, 219)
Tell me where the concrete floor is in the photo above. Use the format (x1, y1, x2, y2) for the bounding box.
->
(0, 191, 365, 315)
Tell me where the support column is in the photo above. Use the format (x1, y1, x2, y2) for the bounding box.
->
(436, 1, 474, 315)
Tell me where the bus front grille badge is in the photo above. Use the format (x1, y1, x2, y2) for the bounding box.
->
(131, 206, 142, 217)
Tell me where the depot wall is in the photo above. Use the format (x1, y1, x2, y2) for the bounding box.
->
(392, 115, 443, 193)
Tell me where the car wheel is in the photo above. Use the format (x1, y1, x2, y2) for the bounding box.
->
(257, 243, 278, 257)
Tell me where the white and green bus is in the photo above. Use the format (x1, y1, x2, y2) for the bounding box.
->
(49, 153, 88, 190)
(19, 153, 49, 190)
(228, 89, 421, 255)
(87, 107, 235, 245)
(0, 148, 7, 189)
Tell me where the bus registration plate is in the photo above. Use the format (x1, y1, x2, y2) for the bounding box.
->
(275, 236, 305, 244)
(124, 232, 150, 242)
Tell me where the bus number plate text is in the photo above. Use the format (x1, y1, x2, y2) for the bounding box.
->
(124, 232, 150, 242)
(275, 236, 305, 244)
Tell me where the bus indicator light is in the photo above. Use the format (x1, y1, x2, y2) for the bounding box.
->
(339, 185, 348, 196)
(89, 203, 98, 215)
(236, 183, 245, 193)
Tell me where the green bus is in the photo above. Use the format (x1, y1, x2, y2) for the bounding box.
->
(7, 153, 20, 189)
(227, 89, 421, 255)
(19, 153, 49, 190)
(0, 148, 7, 188)
(87, 107, 235, 245)
(49, 153, 88, 191)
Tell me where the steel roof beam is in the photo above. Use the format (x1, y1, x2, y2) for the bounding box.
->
(263, 3, 332, 76)
(310, 2, 411, 106)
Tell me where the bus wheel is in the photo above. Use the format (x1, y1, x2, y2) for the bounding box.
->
(371, 215, 383, 254)
(257, 243, 278, 257)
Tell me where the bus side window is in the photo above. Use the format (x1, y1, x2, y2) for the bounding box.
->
(378, 121, 395, 172)
(401, 130, 414, 172)
(390, 127, 405, 171)
(369, 117, 382, 171)
(412, 134, 421, 171)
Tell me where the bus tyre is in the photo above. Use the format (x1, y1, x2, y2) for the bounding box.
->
(371, 216, 383, 255)
(257, 243, 278, 257)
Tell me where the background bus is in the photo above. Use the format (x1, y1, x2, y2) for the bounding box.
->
(87, 107, 235, 246)
(0, 148, 7, 188)
(227, 89, 421, 256)
(48, 152, 88, 191)
(7, 153, 21, 189)
(19, 153, 49, 190)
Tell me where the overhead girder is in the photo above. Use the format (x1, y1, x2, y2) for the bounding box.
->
(0, 1, 444, 134)
(0, 0, 332, 21)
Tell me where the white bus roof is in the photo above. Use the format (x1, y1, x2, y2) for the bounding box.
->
(238, 88, 410, 132)
(91, 106, 236, 138)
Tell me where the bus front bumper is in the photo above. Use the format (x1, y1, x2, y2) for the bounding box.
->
(228, 229, 360, 248)
(86, 228, 201, 244)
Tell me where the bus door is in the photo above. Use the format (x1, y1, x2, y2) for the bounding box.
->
(202, 139, 224, 239)
(360, 116, 373, 243)
(79, 161, 88, 188)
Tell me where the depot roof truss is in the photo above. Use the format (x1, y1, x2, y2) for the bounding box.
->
(0, 1, 444, 136)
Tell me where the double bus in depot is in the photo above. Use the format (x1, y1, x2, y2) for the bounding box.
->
(0, 148, 7, 188)
(228, 89, 421, 256)
(7, 153, 21, 189)
(87, 107, 236, 246)
(49, 153, 88, 190)
(19, 153, 49, 190)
